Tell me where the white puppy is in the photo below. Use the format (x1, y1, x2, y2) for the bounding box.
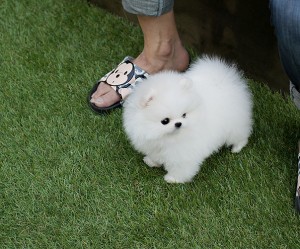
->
(123, 56, 253, 183)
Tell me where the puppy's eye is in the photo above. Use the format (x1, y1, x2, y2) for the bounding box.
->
(161, 118, 170, 125)
(182, 113, 187, 118)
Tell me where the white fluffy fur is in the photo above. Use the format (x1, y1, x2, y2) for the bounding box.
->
(123, 56, 253, 183)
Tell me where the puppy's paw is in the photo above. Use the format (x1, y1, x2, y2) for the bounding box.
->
(231, 139, 248, 153)
(143, 156, 161, 168)
(164, 174, 184, 184)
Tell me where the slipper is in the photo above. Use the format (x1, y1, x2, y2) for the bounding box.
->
(88, 56, 150, 113)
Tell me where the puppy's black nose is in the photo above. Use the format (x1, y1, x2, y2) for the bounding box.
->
(175, 122, 182, 128)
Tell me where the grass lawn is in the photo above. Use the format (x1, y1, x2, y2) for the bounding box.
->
(0, 0, 300, 248)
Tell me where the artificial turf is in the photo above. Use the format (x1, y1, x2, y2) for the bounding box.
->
(0, 0, 300, 248)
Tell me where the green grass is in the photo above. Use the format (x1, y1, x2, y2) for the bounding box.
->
(0, 0, 300, 248)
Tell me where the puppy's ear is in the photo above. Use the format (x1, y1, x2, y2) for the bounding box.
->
(140, 88, 155, 108)
(179, 77, 192, 90)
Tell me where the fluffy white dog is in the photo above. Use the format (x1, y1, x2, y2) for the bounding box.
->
(123, 56, 253, 183)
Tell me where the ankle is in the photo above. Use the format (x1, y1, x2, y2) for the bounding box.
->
(157, 41, 189, 72)
(135, 41, 189, 74)
(154, 39, 177, 59)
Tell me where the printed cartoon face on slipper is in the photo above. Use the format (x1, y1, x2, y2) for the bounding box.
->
(103, 61, 135, 99)
(106, 61, 134, 86)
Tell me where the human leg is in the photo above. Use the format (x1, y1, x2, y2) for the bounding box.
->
(270, 0, 300, 213)
(89, 1, 189, 109)
(269, 0, 300, 109)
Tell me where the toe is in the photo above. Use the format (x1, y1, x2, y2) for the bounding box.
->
(90, 83, 121, 108)
(91, 83, 110, 99)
